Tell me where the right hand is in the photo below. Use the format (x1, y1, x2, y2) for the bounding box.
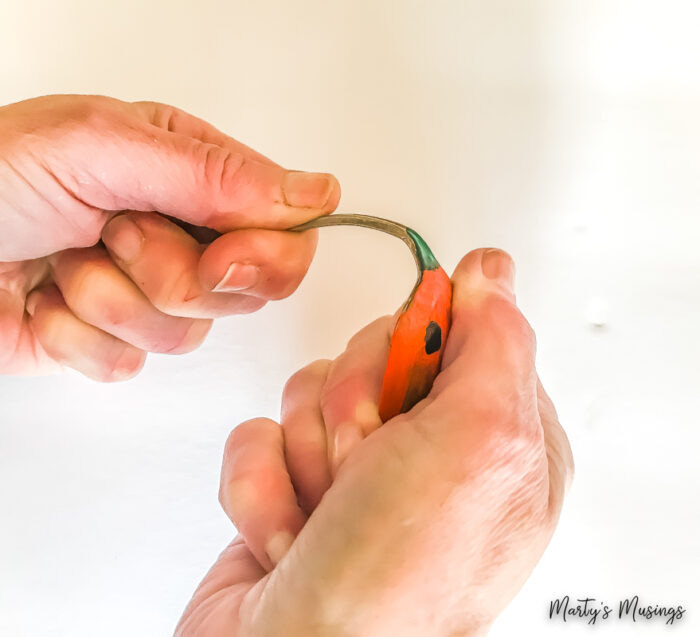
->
(177, 248, 574, 637)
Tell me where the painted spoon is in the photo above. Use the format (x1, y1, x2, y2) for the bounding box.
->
(288, 214, 452, 422)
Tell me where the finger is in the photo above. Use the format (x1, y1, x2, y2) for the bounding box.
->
(25, 284, 146, 381)
(280, 359, 333, 514)
(438, 248, 537, 408)
(49, 246, 212, 353)
(537, 376, 575, 520)
(320, 316, 393, 477)
(198, 227, 318, 300)
(0, 304, 61, 376)
(219, 418, 307, 571)
(0, 260, 60, 375)
(130, 101, 280, 167)
(101, 212, 268, 318)
(72, 100, 342, 231)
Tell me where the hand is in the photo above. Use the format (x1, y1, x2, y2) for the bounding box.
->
(0, 94, 340, 379)
(176, 248, 574, 637)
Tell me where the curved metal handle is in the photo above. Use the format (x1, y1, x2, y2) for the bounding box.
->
(289, 213, 440, 279)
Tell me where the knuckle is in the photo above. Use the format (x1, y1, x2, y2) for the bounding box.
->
(481, 295, 536, 359)
(150, 268, 196, 314)
(119, 214, 201, 312)
(60, 259, 135, 326)
(282, 359, 330, 403)
(132, 102, 178, 130)
(63, 96, 121, 132)
(346, 315, 393, 350)
(318, 362, 352, 411)
(225, 417, 274, 454)
(199, 144, 246, 194)
(481, 293, 520, 331)
(130, 100, 158, 112)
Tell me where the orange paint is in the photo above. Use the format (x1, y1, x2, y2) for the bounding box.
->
(378, 266, 452, 422)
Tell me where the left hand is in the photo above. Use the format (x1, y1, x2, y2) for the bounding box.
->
(0, 94, 340, 380)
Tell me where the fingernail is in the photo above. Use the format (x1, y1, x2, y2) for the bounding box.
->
(265, 530, 295, 566)
(102, 216, 144, 263)
(481, 248, 515, 291)
(212, 263, 260, 292)
(331, 423, 364, 474)
(282, 171, 335, 208)
(110, 347, 145, 382)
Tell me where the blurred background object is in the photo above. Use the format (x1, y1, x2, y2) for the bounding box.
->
(0, 1, 698, 635)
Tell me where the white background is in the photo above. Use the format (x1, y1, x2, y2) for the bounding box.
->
(1, 1, 699, 635)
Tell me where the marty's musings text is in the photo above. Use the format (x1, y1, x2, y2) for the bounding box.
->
(548, 596, 686, 626)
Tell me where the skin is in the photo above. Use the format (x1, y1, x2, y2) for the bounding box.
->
(177, 248, 574, 637)
(0, 95, 574, 636)
(0, 94, 340, 379)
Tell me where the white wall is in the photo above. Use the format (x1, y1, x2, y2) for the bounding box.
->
(0, 1, 698, 635)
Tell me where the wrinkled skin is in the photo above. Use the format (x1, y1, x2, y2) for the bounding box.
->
(0, 95, 340, 379)
(176, 248, 574, 637)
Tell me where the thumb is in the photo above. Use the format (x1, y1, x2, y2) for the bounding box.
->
(109, 128, 341, 230)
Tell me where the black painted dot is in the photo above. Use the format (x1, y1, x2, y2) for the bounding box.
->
(424, 321, 442, 355)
